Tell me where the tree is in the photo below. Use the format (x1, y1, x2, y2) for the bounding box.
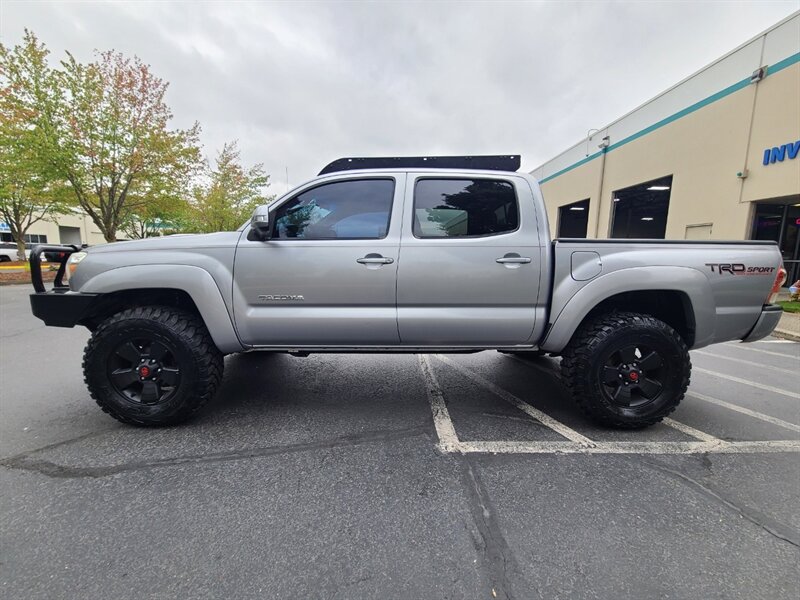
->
(57, 50, 203, 242)
(0, 142, 73, 260)
(119, 194, 191, 239)
(1, 30, 203, 243)
(190, 141, 272, 233)
(0, 31, 73, 260)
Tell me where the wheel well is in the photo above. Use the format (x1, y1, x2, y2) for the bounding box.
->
(585, 290, 696, 347)
(79, 288, 202, 331)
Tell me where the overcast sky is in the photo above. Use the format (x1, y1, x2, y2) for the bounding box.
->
(2, 1, 798, 195)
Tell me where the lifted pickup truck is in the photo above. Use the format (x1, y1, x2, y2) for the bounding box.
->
(29, 155, 787, 428)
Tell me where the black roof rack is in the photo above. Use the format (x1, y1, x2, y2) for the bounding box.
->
(318, 155, 521, 176)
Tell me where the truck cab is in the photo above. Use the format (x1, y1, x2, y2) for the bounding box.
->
(236, 160, 550, 349)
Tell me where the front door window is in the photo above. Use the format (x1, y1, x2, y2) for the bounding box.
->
(272, 179, 394, 240)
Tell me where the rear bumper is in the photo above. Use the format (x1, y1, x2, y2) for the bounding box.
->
(30, 291, 99, 327)
(741, 304, 783, 343)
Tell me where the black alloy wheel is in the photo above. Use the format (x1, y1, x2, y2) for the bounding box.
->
(600, 344, 665, 408)
(84, 306, 223, 426)
(107, 337, 182, 405)
(561, 311, 691, 428)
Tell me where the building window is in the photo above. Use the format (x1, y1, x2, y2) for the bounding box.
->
(413, 178, 518, 238)
(752, 203, 784, 242)
(557, 199, 589, 238)
(610, 176, 672, 239)
(752, 200, 800, 283)
(0, 233, 47, 244)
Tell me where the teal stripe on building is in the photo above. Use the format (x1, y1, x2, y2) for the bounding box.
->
(539, 52, 800, 185)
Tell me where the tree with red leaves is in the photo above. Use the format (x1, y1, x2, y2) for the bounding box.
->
(2, 30, 202, 243)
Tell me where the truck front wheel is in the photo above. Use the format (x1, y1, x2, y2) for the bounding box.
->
(83, 306, 224, 426)
(560, 311, 691, 428)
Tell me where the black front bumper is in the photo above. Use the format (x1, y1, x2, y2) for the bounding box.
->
(30, 291, 99, 327)
(28, 243, 97, 328)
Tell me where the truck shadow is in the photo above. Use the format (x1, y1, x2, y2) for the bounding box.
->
(206, 352, 438, 430)
(212, 350, 686, 442)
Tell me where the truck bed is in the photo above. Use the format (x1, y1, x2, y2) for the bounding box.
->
(541, 238, 782, 351)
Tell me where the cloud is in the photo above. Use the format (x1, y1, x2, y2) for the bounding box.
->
(1, 1, 797, 195)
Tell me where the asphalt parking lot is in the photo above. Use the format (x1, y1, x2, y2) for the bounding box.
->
(1, 283, 798, 599)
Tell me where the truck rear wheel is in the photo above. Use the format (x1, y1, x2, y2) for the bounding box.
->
(83, 306, 224, 426)
(560, 311, 690, 429)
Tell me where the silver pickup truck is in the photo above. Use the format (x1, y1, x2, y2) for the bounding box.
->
(29, 155, 787, 429)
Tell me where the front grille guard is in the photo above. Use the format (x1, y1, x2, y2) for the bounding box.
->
(28, 245, 83, 293)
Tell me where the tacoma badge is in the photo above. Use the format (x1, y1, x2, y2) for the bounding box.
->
(258, 294, 305, 301)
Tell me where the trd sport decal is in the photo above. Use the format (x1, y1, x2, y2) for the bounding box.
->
(705, 264, 776, 276)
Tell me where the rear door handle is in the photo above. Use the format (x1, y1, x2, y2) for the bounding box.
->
(357, 254, 394, 265)
(496, 256, 531, 264)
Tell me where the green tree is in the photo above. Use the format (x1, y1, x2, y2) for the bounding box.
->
(191, 141, 272, 233)
(0, 31, 73, 260)
(0, 147, 73, 260)
(120, 194, 192, 239)
(1, 30, 202, 243)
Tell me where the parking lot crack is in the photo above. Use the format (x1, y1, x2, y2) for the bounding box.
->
(0, 426, 428, 479)
(0, 427, 120, 463)
(459, 457, 527, 600)
(640, 457, 800, 549)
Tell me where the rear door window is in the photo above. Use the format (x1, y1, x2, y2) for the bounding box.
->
(413, 178, 518, 238)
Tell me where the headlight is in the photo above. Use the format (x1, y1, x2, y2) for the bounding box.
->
(64, 251, 87, 281)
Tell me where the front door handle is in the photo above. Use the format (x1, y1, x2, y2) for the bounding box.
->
(357, 254, 394, 265)
(496, 256, 531, 264)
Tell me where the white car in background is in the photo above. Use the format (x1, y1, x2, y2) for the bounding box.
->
(0, 242, 38, 262)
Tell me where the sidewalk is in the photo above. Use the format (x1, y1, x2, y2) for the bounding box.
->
(774, 311, 800, 342)
(771, 289, 799, 341)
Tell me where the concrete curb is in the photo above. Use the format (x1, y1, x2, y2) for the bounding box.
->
(772, 328, 800, 342)
(773, 311, 800, 342)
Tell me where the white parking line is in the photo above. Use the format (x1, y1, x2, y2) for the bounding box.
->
(688, 391, 800, 434)
(661, 418, 722, 442)
(721, 343, 800, 360)
(692, 350, 797, 376)
(457, 440, 800, 455)
(419, 354, 800, 456)
(505, 356, 729, 442)
(693, 367, 800, 399)
(417, 355, 461, 453)
(506, 354, 800, 434)
(433, 354, 595, 447)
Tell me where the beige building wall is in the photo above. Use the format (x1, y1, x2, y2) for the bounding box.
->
(535, 12, 800, 243)
(742, 62, 800, 203)
(541, 155, 603, 238)
(595, 82, 756, 241)
(5, 211, 109, 246)
(539, 61, 800, 241)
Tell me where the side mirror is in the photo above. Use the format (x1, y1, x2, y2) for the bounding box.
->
(250, 205, 271, 240)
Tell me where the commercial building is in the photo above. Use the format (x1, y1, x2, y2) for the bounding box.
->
(532, 12, 800, 282)
(0, 210, 107, 248)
